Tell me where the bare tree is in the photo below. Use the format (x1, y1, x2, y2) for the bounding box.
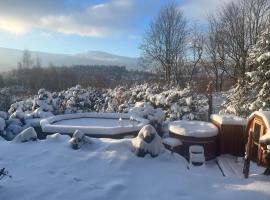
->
(140, 2, 187, 85)
(188, 23, 205, 85)
(19, 50, 33, 69)
(212, 0, 269, 78)
(205, 16, 228, 91)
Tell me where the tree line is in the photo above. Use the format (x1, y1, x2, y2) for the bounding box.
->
(140, 0, 270, 91)
(0, 50, 159, 93)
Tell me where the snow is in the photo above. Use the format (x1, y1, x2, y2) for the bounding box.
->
(0, 137, 270, 200)
(69, 130, 92, 149)
(162, 137, 182, 147)
(257, 52, 270, 63)
(132, 125, 164, 156)
(169, 120, 218, 138)
(260, 130, 270, 145)
(40, 112, 149, 135)
(24, 118, 42, 128)
(0, 111, 8, 119)
(0, 117, 6, 131)
(12, 127, 37, 143)
(249, 111, 270, 130)
(53, 118, 131, 127)
(217, 155, 266, 178)
(211, 114, 247, 125)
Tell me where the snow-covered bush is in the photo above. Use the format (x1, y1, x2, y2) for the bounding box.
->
(222, 30, 270, 117)
(0, 87, 16, 112)
(132, 125, 164, 157)
(4, 120, 23, 141)
(7, 84, 208, 122)
(3, 83, 208, 139)
(12, 127, 37, 143)
(69, 130, 92, 150)
(107, 84, 208, 121)
(129, 102, 165, 134)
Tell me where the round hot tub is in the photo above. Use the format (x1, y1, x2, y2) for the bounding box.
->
(40, 112, 148, 139)
(168, 120, 218, 160)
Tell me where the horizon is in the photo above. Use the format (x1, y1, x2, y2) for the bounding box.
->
(0, 0, 231, 57)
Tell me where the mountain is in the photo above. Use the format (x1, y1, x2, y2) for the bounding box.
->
(0, 47, 140, 72)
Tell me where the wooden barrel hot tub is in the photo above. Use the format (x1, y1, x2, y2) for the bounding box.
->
(168, 120, 219, 161)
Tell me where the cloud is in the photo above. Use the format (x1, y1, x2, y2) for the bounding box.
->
(0, 0, 233, 37)
(0, 17, 30, 34)
(180, 0, 233, 22)
(0, 0, 157, 37)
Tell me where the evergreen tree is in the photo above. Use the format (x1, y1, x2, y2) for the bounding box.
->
(222, 29, 270, 117)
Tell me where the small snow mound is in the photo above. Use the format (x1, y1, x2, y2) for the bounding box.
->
(46, 133, 69, 142)
(12, 127, 37, 143)
(69, 130, 92, 150)
(211, 114, 247, 125)
(132, 124, 164, 157)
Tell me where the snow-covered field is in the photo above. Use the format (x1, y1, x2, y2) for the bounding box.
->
(0, 135, 270, 200)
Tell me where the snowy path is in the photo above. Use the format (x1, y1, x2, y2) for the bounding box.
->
(0, 137, 270, 200)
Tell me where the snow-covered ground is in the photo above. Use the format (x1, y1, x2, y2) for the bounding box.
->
(0, 135, 270, 200)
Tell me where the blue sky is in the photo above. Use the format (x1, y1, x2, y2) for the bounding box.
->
(0, 0, 230, 57)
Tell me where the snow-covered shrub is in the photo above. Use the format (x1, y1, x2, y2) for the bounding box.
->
(7, 84, 207, 121)
(129, 102, 165, 135)
(69, 130, 92, 150)
(58, 85, 105, 114)
(132, 125, 164, 157)
(5, 83, 208, 136)
(0, 111, 8, 120)
(0, 87, 16, 112)
(4, 121, 23, 140)
(222, 30, 270, 117)
(12, 127, 37, 143)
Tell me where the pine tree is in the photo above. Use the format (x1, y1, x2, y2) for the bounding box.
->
(222, 30, 270, 117)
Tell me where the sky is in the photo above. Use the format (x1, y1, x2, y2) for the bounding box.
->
(0, 0, 231, 57)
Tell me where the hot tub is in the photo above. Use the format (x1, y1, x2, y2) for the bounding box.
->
(168, 120, 218, 160)
(40, 112, 149, 139)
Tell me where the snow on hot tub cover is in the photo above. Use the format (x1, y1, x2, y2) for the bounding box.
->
(210, 114, 247, 125)
(40, 112, 149, 135)
(168, 120, 218, 138)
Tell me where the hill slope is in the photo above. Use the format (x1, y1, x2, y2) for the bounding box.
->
(0, 47, 139, 71)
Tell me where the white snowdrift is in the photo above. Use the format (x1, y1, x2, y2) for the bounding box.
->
(12, 127, 37, 143)
(169, 120, 218, 138)
(0, 137, 269, 200)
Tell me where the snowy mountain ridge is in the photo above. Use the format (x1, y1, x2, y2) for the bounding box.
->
(0, 47, 139, 72)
